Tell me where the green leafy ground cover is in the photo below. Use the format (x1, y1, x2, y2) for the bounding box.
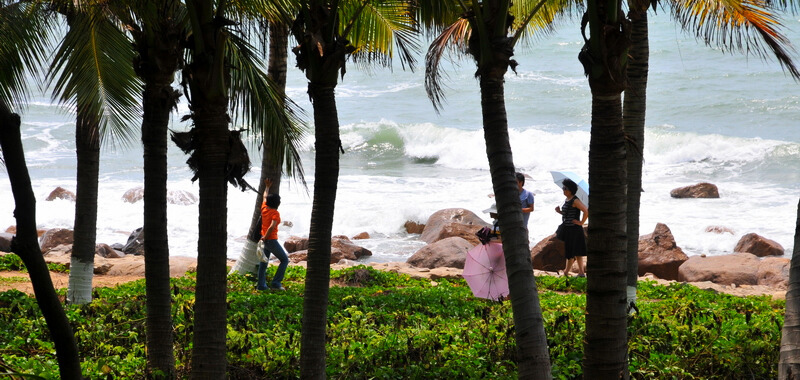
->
(0, 264, 784, 379)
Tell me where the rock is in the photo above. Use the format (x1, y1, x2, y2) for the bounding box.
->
(331, 236, 372, 260)
(288, 250, 308, 263)
(757, 257, 790, 289)
(284, 236, 309, 253)
(705, 226, 735, 235)
(678, 253, 760, 286)
(122, 228, 146, 256)
(122, 187, 144, 203)
(670, 183, 719, 198)
(352, 232, 370, 240)
(39, 228, 74, 254)
(734, 233, 784, 257)
(406, 237, 473, 269)
(637, 223, 689, 280)
(282, 220, 293, 228)
(404, 221, 425, 234)
(95, 243, 123, 258)
(0, 233, 13, 252)
(420, 208, 490, 244)
(94, 263, 113, 275)
(530, 235, 565, 272)
(43, 244, 72, 257)
(429, 267, 463, 281)
(167, 190, 198, 205)
(122, 187, 198, 205)
(5, 226, 15, 233)
(46, 186, 76, 202)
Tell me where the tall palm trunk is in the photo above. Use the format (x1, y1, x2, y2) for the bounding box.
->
(135, 18, 182, 376)
(622, 1, 649, 307)
(479, 68, 552, 378)
(580, 0, 631, 376)
(185, 1, 232, 377)
(231, 22, 288, 275)
(300, 82, 339, 378)
(780, 198, 800, 378)
(68, 110, 100, 304)
(0, 109, 82, 379)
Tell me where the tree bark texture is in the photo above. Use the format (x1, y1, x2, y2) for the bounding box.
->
(300, 83, 340, 379)
(780, 198, 800, 379)
(0, 110, 83, 379)
(584, 94, 629, 379)
(623, 5, 649, 304)
(68, 110, 100, 305)
(138, 19, 182, 375)
(480, 72, 552, 379)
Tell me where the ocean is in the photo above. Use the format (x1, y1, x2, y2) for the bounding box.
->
(1, 12, 798, 262)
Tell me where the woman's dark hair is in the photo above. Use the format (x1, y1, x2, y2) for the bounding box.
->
(515, 172, 525, 185)
(562, 179, 578, 195)
(266, 193, 281, 209)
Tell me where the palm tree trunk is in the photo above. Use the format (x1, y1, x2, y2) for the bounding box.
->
(623, 4, 649, 307)
(0, 110, 83, 379)
(780, 198, 800, 378)
(584, 94, 629, 378)
(479, 72, 552, 378)
(300, 82, 339, 379)
(139, 31, 181, 375)
(68, 110, 100, 305)
(231, 21, 288, 275)
(190, 111, 231, 379)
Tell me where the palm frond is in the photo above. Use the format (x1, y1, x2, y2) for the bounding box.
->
(668, 0, 800, 79)
(0, 2, 53, 111)
(512, 0, 584, 46)
(226, 31, 308, 184)
(48, 9, 142, 148)
(411, 0, 464, 37)
(227, 0, 299, 26)
(341, 0, 419, 71)
(424, 18, 470, 113)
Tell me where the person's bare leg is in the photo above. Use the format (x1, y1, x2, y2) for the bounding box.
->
(577, 256, 586, 276)
(564, 258, 575, 276)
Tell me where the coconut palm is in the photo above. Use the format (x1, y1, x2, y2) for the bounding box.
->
(0, 3, 82, 378)
(46, 3, 141, 306)
(623, 0, 800, 309)
(290, 1, 417, 376)
(781, 200, 800, 377)
(576, 0, 631, 375)
(424, 0, 584, 376)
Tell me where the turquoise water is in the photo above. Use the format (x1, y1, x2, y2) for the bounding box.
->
(1, 12, 798, 260)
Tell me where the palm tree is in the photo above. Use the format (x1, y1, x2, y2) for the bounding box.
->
(48, 4, 141, 305)
(290, 1, 416, 376)
(424, 0, 581, 376)
(781, 199, 800, 377)
(577, 0, 631, 375)
(0, 3, 82, 378)
(623, 0, 800, 309)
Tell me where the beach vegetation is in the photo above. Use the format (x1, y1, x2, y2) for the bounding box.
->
(0, 266, 785, 379)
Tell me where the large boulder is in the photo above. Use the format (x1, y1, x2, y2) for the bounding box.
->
(678, 253, 760, 286)
(637, 223, 688, 280)
(284, 236, 309, 253)
(39, 228, 74, 254)
(122, 187, 145, 203)
(530, 235, 565, 272)
(331, 236, 372, 260)
(670, 183, 719, 198)
(46, 186, 76, 202)
(757, 257, 790, 289)
(406, 237, 473, 269)
(0, 233, 13, 252)
(734, 233, 784, 257)
(95, 243, 125, 258)
(122, 228, 146, 256)
(420, 208, 490, 245)
(404, 221, 425, 234)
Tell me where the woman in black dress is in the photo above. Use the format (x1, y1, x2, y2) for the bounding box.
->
(555, 178, 588, 277)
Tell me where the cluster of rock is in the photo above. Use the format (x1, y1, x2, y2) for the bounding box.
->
(46, 186, 198, 205)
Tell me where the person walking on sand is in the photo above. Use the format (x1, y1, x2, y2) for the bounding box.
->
(257, 178, 289, 291)
(555, 178, 588, 277)
(516, 172, 535, 230)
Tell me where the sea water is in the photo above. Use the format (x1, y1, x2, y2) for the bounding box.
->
(1, 12, 798, 261)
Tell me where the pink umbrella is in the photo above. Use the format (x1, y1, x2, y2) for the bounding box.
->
(462, 242, 509, 301)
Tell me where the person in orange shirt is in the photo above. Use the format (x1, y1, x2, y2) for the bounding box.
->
(257, 179, 289, 291)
